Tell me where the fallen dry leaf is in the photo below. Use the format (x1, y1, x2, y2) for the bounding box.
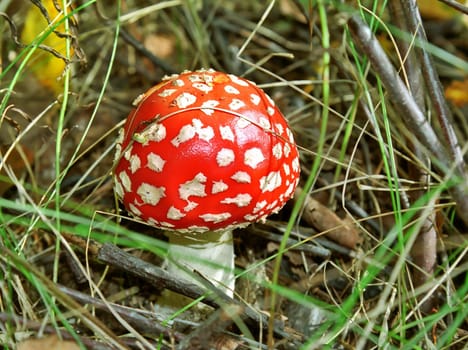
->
(445, 78, 468, 107)
(17, 335, 80, 350)
(279, 0, 307, 23)
(144, 33, 176, 59)
(295, 187, 362, 249)
(0, 145, 34, 196)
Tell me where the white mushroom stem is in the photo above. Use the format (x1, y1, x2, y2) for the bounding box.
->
(164, 230, 235, 297)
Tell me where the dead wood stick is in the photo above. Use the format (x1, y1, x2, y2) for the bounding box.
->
(347, 14, 468, 226)
(96, 243, 292, 341)
(0, 312, 114, 350)
(0, 246, 125, 350)
(402, 1, 465, 176)
(388, 2, 438, 313)
(57, 285, 183, 342)
(97, 242, 221, 307)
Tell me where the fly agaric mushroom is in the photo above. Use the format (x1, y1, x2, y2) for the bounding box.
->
(114, 69, 300, 297)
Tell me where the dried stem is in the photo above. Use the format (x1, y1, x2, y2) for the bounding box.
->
(389, 1, 438, 313)
(347, 14, 468, 226)
(97, 243, 292, 341)
(401, 2, 465, 176)
(97, 243, 221, 306)
(57, 285, 183, 342)
(0, 312, 115, 350)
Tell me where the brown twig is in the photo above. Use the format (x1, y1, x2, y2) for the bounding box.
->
(347, 14, 468, 226)
(0, 12, 69, 62)
(96, 243, 294, 342)
(438, 0, 468, 15)
(401, 2, 466, 179)
(97, 242, 220, 306)
(1, 311, 171, 350)
(57, 285, 183, 343)
(0, 246, 127, 349)
(388, 1, 438, 314)
(0, 312, 115, 350)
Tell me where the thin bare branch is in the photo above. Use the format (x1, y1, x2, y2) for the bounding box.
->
(347, 14, 468, 226)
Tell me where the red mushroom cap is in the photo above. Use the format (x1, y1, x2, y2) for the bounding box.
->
(114, 69, 300, 233)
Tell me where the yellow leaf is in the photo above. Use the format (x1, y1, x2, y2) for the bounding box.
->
(21, 1, 75, 94)
(445, 78, 468, 107)
(418, 0, 459, 20)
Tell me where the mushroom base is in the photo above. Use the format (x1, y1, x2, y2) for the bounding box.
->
(163, 229, 235, 297)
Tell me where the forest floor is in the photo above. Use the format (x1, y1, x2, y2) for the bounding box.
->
(1, 1, 467, 349)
